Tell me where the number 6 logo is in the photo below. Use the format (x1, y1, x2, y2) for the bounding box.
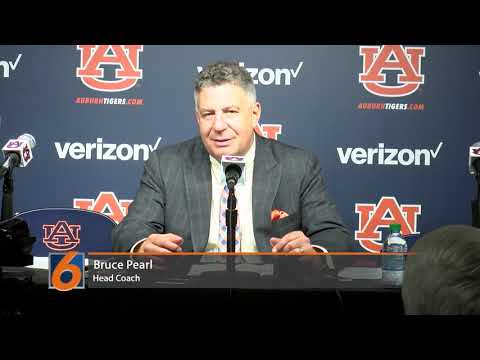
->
(49, 251, 85, 291)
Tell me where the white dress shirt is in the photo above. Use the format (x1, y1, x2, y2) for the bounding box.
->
(204, 136, 257, 252)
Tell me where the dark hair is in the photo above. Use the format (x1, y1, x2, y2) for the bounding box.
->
(194, 61, 256, 109)
(402, 225, 480, 315)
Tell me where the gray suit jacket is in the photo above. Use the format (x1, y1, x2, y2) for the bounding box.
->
(112, 135, 352, 252)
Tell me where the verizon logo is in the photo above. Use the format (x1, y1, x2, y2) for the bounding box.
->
(196, 61, 303, 86)
(1, 54, 22, 78)
(55, 137, 162, 161)
(337, 142, 443, 166)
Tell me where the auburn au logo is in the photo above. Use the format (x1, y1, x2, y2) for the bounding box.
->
(255, 123, 282, 140)
(76, 45, 143, 92)
(74, 191, 132, 224)
(43, 221, 81, 251)
(7, 140, 21, 148)
(359, 45, 425, 97)
(355, 196, 421, 253)
(23, 145, 31, 162)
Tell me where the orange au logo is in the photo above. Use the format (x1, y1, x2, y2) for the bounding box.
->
(43, 221, 81, 251)
(359, 45, 425, 97)
(76, 45, 143, 92)
(355, 196, 421, 253)
(74, 191, 132, 224)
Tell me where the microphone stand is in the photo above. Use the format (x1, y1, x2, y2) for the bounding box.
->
(0, 165, 36, 269)
(0, 154, 20, 221)
(472, 174, 480, 228)
(225, 182, 237, 275)
(0, 145, 36, 271)
(1, 167, 14, 221)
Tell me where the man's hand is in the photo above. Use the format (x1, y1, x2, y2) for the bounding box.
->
(270, 231, 328, 271)
(135, 233, 184, 253)
(270, 231, 315, 253)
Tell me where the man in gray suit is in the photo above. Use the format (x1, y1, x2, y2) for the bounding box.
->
(112, 61, 351, 253)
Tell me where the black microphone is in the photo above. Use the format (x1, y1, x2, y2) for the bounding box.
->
(225, 164, 242, 188)
(469, 142, 480, 176)
(221, 155, 245, 190)
(469, 142, 480, 228)
(220, 155, 245, 255)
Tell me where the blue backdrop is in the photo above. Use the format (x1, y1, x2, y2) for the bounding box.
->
(1, 45, 479, 253)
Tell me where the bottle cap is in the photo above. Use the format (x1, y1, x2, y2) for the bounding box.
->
(389, 223, 401, 233)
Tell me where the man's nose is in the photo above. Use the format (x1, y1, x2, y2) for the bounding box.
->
(213, 113, 228, 131)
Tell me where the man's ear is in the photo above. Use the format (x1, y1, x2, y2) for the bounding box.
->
(195, 110, 200, 125)
(252, 102, 261, 126)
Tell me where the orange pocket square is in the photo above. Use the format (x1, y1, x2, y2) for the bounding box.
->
(271, 209, 289, 221)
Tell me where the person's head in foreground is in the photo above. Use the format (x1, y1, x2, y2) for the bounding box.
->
(402, 224, 480, 315)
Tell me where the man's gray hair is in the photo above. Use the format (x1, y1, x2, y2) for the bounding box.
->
(194, 61, 256, 110)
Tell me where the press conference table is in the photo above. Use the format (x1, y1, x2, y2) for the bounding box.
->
(0, 256, 404, 319)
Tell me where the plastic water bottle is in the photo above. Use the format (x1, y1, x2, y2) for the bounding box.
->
(381, 223, 408, 286)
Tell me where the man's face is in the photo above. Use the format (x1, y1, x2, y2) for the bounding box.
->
(195, 83, 261, 161)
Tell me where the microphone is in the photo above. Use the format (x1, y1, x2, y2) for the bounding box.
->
(221, 155, 245, 255)
(0, 134, 36, 176)
(221, 155, 245, 189)
(469, 142, 480, 176)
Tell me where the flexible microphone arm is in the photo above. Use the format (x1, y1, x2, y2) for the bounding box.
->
(0, 166, 7, 178)
(224, 163, 242, 254)
(223, 163, 243, 276)
(0, 154, 20, 178)
(226, 187, 238, 253)
(1, 168, 14, 221)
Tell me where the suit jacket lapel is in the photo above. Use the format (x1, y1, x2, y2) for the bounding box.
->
(252, 136, 281, 252)
(184, 138, 212, 251)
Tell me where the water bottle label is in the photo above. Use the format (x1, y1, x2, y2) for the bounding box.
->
(382, 244, 407, 271)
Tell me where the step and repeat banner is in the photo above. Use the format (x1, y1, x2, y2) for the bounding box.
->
(1, 45, 479, 253)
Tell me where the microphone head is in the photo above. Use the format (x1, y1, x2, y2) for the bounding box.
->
(2, 133, 36, 168)
(18, 134, 36, 150)
(225, 164, 242, 187)
(469, 142, 480, 175)
(221, 155, 246, 187)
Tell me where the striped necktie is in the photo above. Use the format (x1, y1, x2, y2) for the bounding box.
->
(218, 183, 241, 252)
